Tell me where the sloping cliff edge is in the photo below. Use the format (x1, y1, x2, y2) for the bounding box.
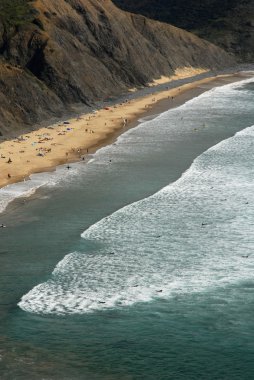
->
(113, 0, 254, 63)
(0, 0, 235, 137)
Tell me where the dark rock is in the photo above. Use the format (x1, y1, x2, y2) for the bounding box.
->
(0, 0, 235, 137)
(113, 0, 254, 62)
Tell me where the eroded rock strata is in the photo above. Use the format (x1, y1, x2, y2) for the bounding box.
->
(0, 0, 235, 136)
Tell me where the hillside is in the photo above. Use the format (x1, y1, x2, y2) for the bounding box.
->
(113, 0, 254, 62)
(0, 0, 235, 137)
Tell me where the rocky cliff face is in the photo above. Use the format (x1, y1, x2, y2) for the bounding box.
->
(0, 0, 235, 137)
(113, 0, 254, 62)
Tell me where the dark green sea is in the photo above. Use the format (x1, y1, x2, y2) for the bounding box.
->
(1, 75, 254, 379)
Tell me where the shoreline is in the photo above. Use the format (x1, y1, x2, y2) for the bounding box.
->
(0, 69, 252, 190)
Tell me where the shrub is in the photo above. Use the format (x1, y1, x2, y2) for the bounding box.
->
(0, 0, 34, 30)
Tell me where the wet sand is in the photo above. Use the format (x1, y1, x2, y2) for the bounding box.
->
(0, 70, 250, 189)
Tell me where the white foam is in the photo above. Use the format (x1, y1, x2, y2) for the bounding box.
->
(19, 121, 254, 315)
(2, 76, 254, 215)
(0, 179, 43, 214)
(0, 158, 92, 214)
(17, 75, 254, 315)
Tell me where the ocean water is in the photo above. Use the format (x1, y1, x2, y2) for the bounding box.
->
(1, 75, 254, 379)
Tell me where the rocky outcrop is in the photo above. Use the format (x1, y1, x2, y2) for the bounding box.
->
(0, 0, 235, 137)
(113, 0, 254, 62)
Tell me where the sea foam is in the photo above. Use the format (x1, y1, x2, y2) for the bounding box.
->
(18, 120, 254, 314)
(1, 75, 254, 216)
(17, 76, 254, 314)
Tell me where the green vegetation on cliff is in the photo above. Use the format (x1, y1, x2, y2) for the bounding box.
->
(0, 0, 34, 30)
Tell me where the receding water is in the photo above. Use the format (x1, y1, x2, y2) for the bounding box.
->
(1, 76, 254, 379)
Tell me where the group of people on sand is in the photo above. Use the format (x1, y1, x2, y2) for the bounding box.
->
(1, 107, 132, 184)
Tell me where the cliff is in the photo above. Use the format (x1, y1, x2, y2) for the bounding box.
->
(113, 0, 254, 62)
(0, 0, 235, 137)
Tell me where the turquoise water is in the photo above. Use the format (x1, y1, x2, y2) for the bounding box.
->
(1, 76, 254, 378)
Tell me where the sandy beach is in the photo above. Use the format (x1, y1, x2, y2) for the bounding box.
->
(0, 69, 247, 189)
(1, 65, 254, 380)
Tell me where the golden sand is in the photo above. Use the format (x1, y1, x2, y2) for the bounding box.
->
(148, 67, 208, 86)
(0, 72, 234, 189)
